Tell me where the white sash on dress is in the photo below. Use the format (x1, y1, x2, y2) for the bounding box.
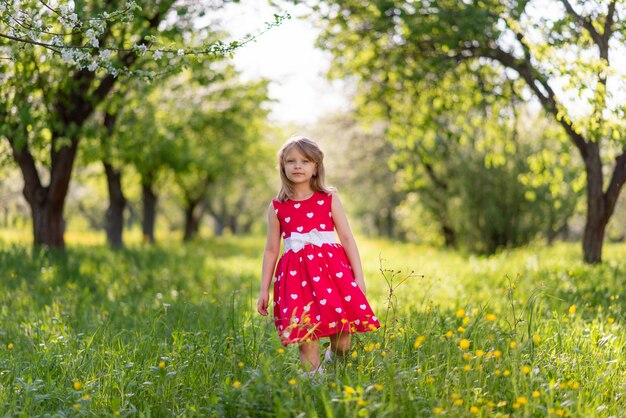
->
(284, 229, 337, 253)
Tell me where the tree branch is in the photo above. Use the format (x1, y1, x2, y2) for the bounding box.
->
(605, 150, 626, 218)
(560, 0, 603, 48)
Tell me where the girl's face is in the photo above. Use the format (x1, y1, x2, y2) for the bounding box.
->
(283, 147, 317, 186)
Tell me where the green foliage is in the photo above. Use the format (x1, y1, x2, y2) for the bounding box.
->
(1, 235, 626, 415)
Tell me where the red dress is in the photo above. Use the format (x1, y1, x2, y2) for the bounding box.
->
(272, 191, 380, 346)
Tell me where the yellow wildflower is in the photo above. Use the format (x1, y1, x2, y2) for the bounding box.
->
(344, 386, 356, 395)
(568, 305, 576, 315)
(7, 343, 13, 350)
(453, 399, 464, 406)
(533, 335, 541, 344)
(516, 396, 528, 405)
(277, 348, 285, 354)
(522, 365, 531, 374)
(433, 407, 444, 414)
(503, 370, 511, 376)
(232, 381, 241, 388)
(159, 361, 166, 369)
(414, 335, 426, 349)
(374, 384, 383, 391)
(456, 309, 466, 318)
(458, 326, 465, 332)
(445, 330, 453, 338)
(238, 361, 244, 368)
(485, 313, 497, 322)
(470, 406, 479, 414)
(351, 351, 358, 359)
(608, 317, 615, 324)
(288, 379, 297, 385)
(459, 339, 470, 350)
(73, 381, 82, 391)
(532, 390, 540, 398)
(475, 349, 484, 357)
(510, 341, 517, 349)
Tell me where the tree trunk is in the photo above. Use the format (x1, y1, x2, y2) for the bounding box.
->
(183, 199, 203, 242)
(31, 197, 66, 248)
(104, 161, 126, 249)
(142, 175, 157, 243)
(581, 148, 626, 263)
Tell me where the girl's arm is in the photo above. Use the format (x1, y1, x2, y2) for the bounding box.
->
(331, 193, 366, 294)
(258, 202, 281, 316)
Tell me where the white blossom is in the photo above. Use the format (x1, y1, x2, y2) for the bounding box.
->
(153, 50, 163, 60)
(177, 49, 184, 56)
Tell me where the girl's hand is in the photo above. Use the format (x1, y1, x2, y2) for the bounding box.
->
(257, 290, 270, 316)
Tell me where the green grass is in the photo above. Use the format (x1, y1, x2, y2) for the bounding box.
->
(1, 234, 625, 417)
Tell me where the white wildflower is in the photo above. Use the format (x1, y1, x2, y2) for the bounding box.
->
(153, 49, 163, 60)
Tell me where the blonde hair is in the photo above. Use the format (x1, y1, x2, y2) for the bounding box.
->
(276, 136, 335, 202)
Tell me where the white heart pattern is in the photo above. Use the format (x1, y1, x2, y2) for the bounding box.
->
(313, 276, 320, 282)
(294, 203, 301, 209)
(320, 299, 327, 305)
(327, 288, 332, 293)
(336, 272, 343, 278)
(329, 322, 337, 327)
(297, 226, 304, 232)
(320, 224, 326, 229)
(290, 270, 297, 276)
(360, 304, 366, 310)
(351, 282, 357, 287)
(354, 319, 360, 325)
(307, 255, 314, 260)
(275, 208, 278, 214)
(283, 308, 288, 313)
(372, 316, 378, 321)
(301, 281, 307, 287)
(335, 307, 342, 313)
(345, 295, 352, 302)
(317, 200, 324, 205)
(307, 212, 314, 218)
(316, 315, 321, 321)
(303, 305, 311, 312)
(291, 294, 298, 300)
(285, 217, 291, 223)
(318, 253, 323, 257)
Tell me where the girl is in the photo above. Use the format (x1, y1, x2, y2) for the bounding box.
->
(257, 136, 380, 374)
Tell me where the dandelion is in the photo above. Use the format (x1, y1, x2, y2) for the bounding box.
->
(522, 365, 531, 375)
(462, 316, 470, 326)
(73, 381, 82, 391)
(458, 326, 465, 332)
(73, 403, 81, 410)
(414, 335, 426, 349)
(433, 407, 444, 414)
(344, 386, 356, 395)
(158, 361, 165, 369)
(459, 339, 470, 350)
(475, 349, 484, 357)
(445, 330, 454, 338)
(485, 313, 497, 322)
(453, 399, 464, 406)
(516, 396, 528, 405)
(503, 370, 511, 377)
(510, 341, 517, 349)
(82, 394, 91, 401)
(374, 384, 383, 391)
(493, 350, 502, 358)
(608, 317, 615, 324)
(202, 291, 209, 295)
(464, 364, 472, 371)
(278, 348, 285, 354)
(351, 351, 358, 359)
(238, 361, 244, 368)
(232, 381, 241, 388)
(7, 343, 13, 350)
(533, 334, 541, 344)
(532, 391, 540, 398)
(289, 379, 297, 385)
(463, 353, 472, 361)
(456, 309, 466, 318)
(470, 405, 479, 414)
(568, 305, 576, 315)
(568, 380, 580, 390)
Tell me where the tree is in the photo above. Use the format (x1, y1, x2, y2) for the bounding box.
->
(0, 0, 284, 249)
(305, 0, 626, 263)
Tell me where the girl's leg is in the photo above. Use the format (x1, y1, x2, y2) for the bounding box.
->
(329, 332, 351, 357)
(299, 339, 321, 372)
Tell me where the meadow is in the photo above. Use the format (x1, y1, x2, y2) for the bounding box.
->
(1, 231, 625, 417)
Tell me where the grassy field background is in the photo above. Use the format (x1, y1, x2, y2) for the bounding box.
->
(1, 230, 625, 416)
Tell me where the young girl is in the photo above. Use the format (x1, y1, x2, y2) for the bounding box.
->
(257, 136, 380, 374)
